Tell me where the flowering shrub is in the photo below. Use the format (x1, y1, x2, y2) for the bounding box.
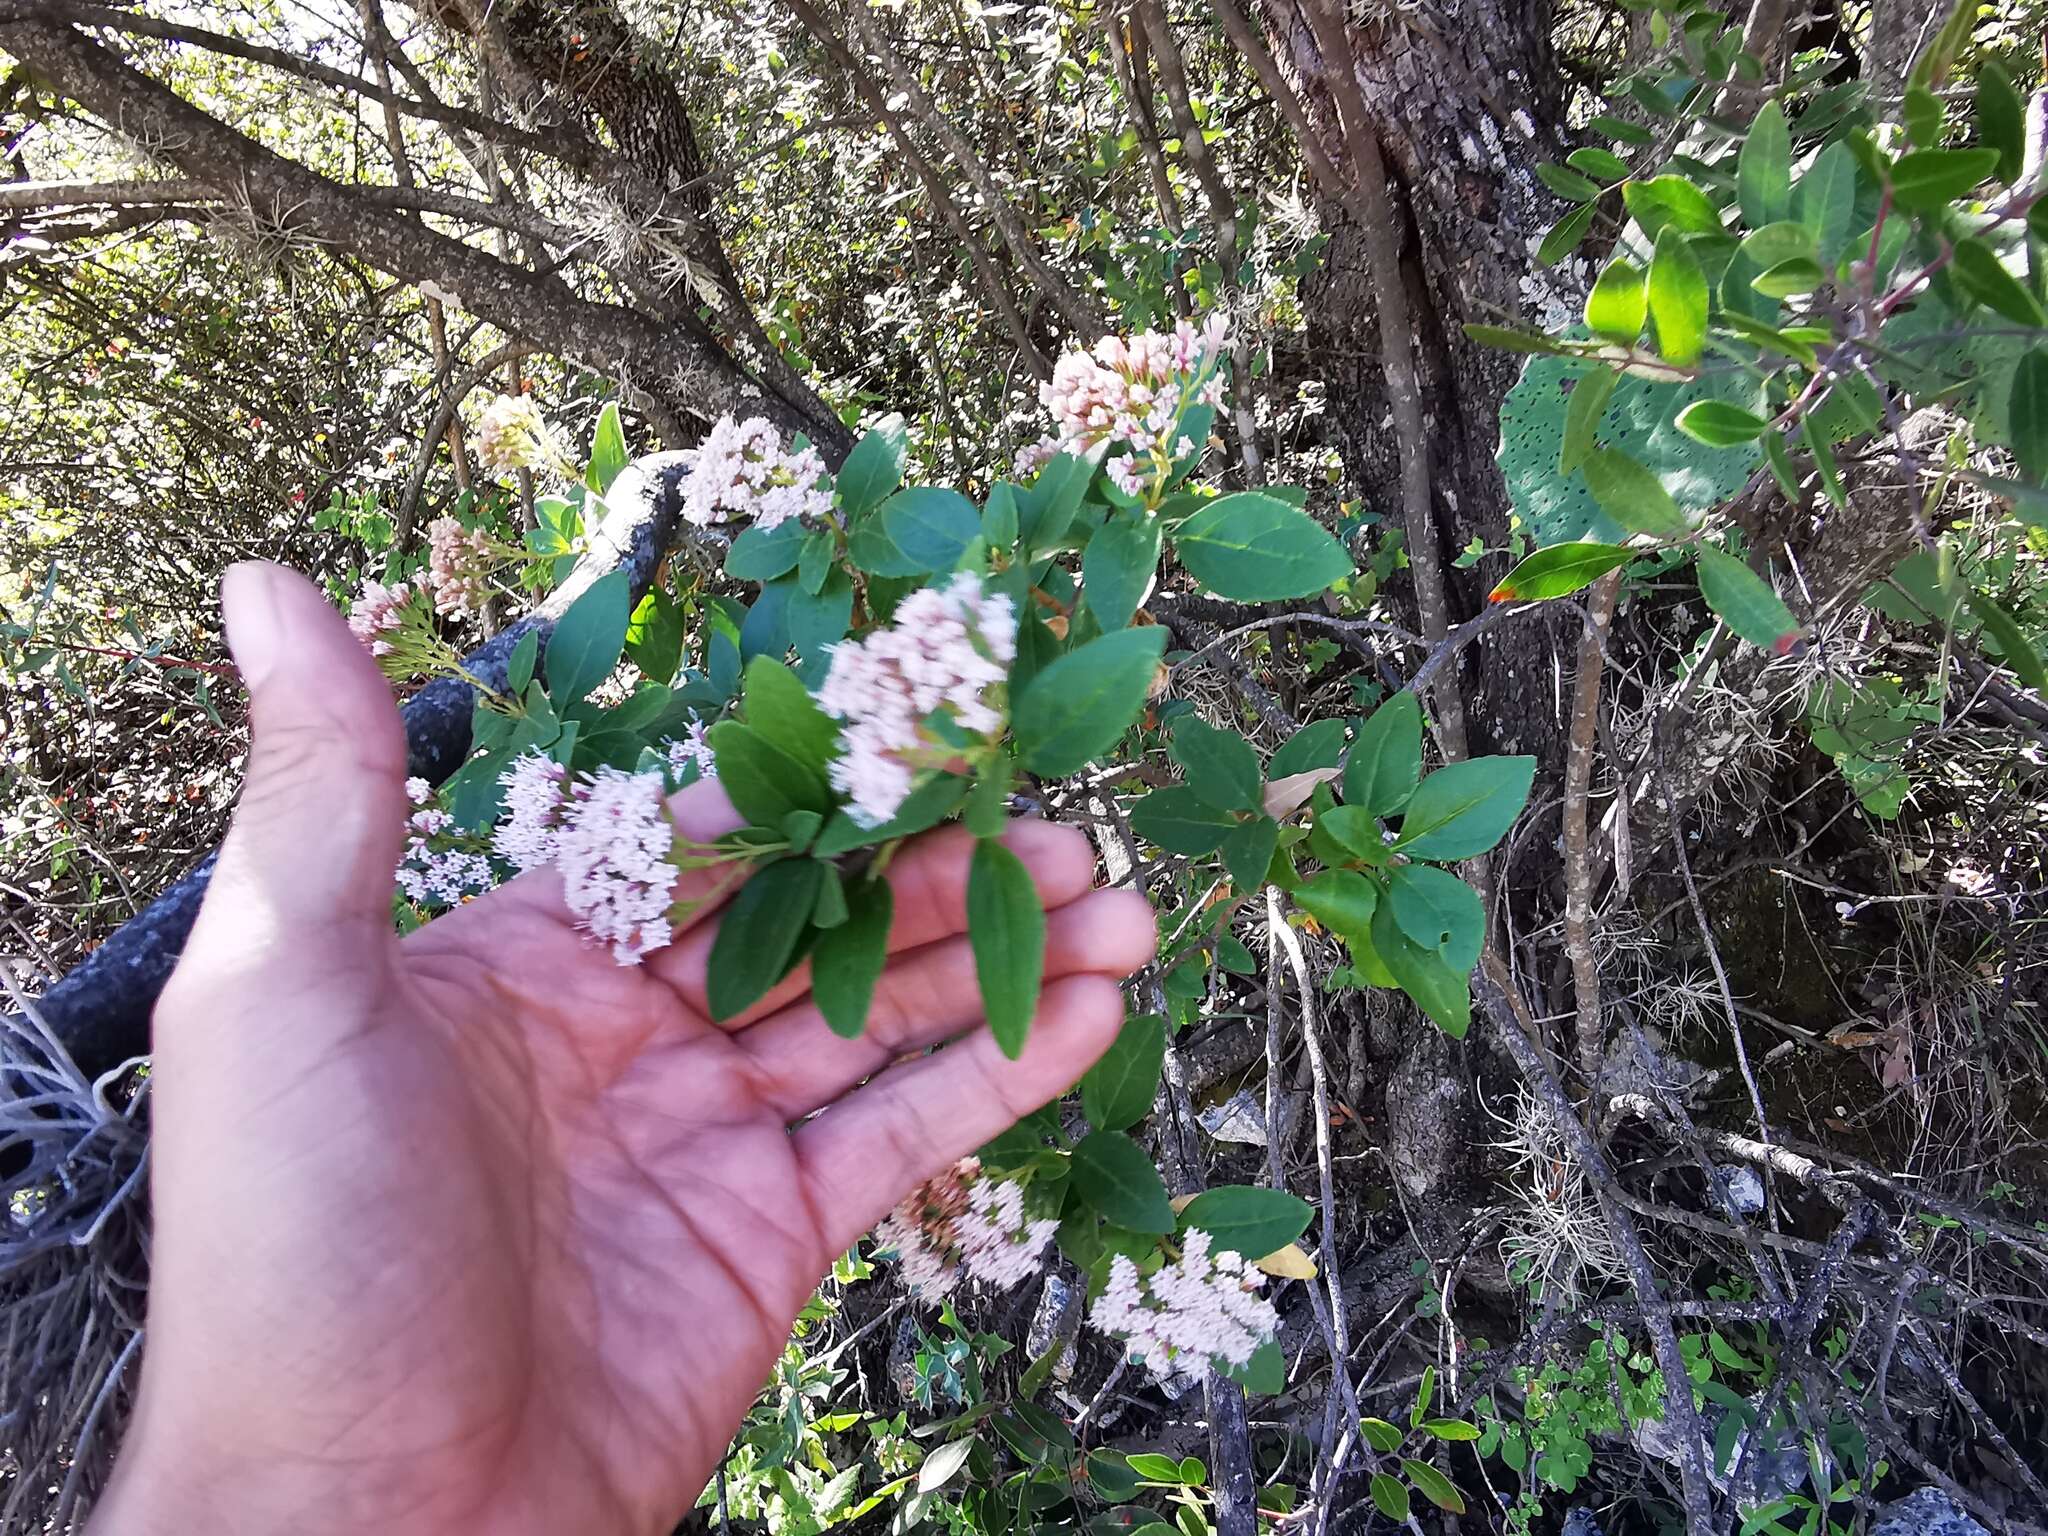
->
(352, 333, 1537, 1394)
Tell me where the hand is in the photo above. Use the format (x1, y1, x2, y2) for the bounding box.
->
(92, 563, 1155, 1536)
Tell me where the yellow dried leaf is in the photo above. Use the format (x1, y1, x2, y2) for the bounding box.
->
(1255, 1243, 1319, 1280)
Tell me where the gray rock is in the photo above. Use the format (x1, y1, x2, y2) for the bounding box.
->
(1871, 1487, 1992, 1536)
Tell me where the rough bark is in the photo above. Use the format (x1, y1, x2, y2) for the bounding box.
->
(1, 12, 839, 454)
(1264, 0, 1581, 770)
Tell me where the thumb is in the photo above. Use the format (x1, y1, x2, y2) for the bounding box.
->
(180, 561, 410, 974)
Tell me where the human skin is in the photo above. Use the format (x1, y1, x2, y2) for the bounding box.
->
(89, 563, 1155, 1535)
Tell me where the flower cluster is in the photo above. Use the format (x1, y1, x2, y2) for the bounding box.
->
(664, 719, 718, 785)
(1089, 1229, 1280, 1377)
(348, 575, 433, 657)
(395, 776, 495, 908)
(1039, 316, 1230, 487)
(550, 765, 680, 965)
(475, 393, 558, 476)
(874, 1157, 1059, 1300)
(680, 414, 834, 531)
(492, 750, 571, 872)
(426, 516, 497, 618)
(816, 574, 1017, 825)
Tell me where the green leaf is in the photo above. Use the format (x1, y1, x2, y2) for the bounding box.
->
(1125, 1453, 1185, 1483)
(1583, 448, 1691, 539)
(881, 486, 980, 572)
(1560, 368, 1619, 475)
(1360, 1418, 1404, 1454)
(1964, 588, 2048, 693)
(1951, 238, 2047, 327)
(968, 838, 1046, 1059)
(1537, 201, 1599, 266)
(1738, 220, 1819, 269)
(1888, 148, 2000, 211)
(1696, 544, 1803, 653)
(707, 720, 830, 825)
(1172, 717, 1263, 813)
(846, 512, 924, 577)
(1623, 174, 1722, 240)
(1014, 627, 1166, 776)
(1370, 900, 1472, 1037)
(624, 588, 684, 682)
(1295, 869, 1379, 943)
(836, 414, 907, 516)
(545, 569, 632, 705)
(726, 519, 809, 581)
(707, 859, 824, 1020)
(1221, 1338, 1285, 1394)
(1905, 83, 1945, 149)
(1268, 718, 1348, 777)
(1177, 1186, 1313, 1261)
(1585, 259, 1647, 344)
(1130, 786, 1239, 855)
(1396, 756, 1536, 860)
(1369, 1473, 1411, 1522)
(812, 774, 966, 856)
(1751, 258, 1825, 298)
(982, 481, 1020, 550)
(812, 878, 893, 1038)
(1676, 400, 1769, 446)
(1082, 1014, 1167, 1132)
(1172, 493, 1353, 601)
(1086, 1451, 1140, 1503)
(1084, 512, 1162, 630)
(1343, 690, 1422, 817)
(742, 655, 837, 771)
(1221, 816, 1279, 892)
(1538, 162, 1604, 201)
(797, 528, 835, 595)
(1568, 146, 1631, 183)
(1402, 1459, 1466, 1514)
(2011, 350, 2048, 481)
(585, 401, 628, 494)
(507, 628, 539, 694)
(1489, 541, 1633, 601)
(1792, 140, 1858, 262)
(1422, 1419, 1482, 1441)
(1386, 864, 1484, 973)
(1069, 1129, 1175, 1232)
(1979, 62, 2026, 185)
(1648, 225, 1709, 367)
(1737, 100, 1790, 228)
(1313, 805, 1383, 863)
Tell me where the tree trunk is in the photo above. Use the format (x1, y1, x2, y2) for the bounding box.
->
(1269, 0, 1581, 771)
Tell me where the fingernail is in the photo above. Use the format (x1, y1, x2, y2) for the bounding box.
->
(222, 562, 286, 692)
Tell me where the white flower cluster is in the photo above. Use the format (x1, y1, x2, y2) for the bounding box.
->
(475, 393, 553, 475)
(425, 515, 495, 618)
(1089, 1229, 1280, 1376)
(679, 414, 834, 531)
(348, 574, 432, 656)
(549, 765, 680, 966)
(663, 719, 718, 784)
(816, 574, 1017, 826)
(874, 1157, 1059, 1300)
(488, 754, 681, 964)
(395, 776, 495, 907)
(492, 750, 571, 871)
(1040, 316, 1230, 470)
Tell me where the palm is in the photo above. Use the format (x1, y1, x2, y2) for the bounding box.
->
(135, 779, 1148, 1536)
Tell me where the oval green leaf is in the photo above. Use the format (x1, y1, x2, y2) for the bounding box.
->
(968, 837, 1046, 1059)
(1395, 755, 1537, 861)
(1069, 1128, 1175, 1232)
(1014, 626, 1166, 776)
(1489, 541, 1633, 602)
(1171, 493, 1353, 601)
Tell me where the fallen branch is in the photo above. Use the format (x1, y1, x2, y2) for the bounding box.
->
(16, 454, 696, 1078)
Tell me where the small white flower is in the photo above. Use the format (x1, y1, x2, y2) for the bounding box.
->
(552, 765, 679, 965)
(816, 574, 1017, 825)
(492, 750, 570, 871)
(1088, 1228, 1280, 1377)
(874, 1157, 1058, 1300)
(664, 718, 719, 784)
(405, 777, 433, 805)
(680, 414, 834, 530)
(476, 394, 552, 474)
